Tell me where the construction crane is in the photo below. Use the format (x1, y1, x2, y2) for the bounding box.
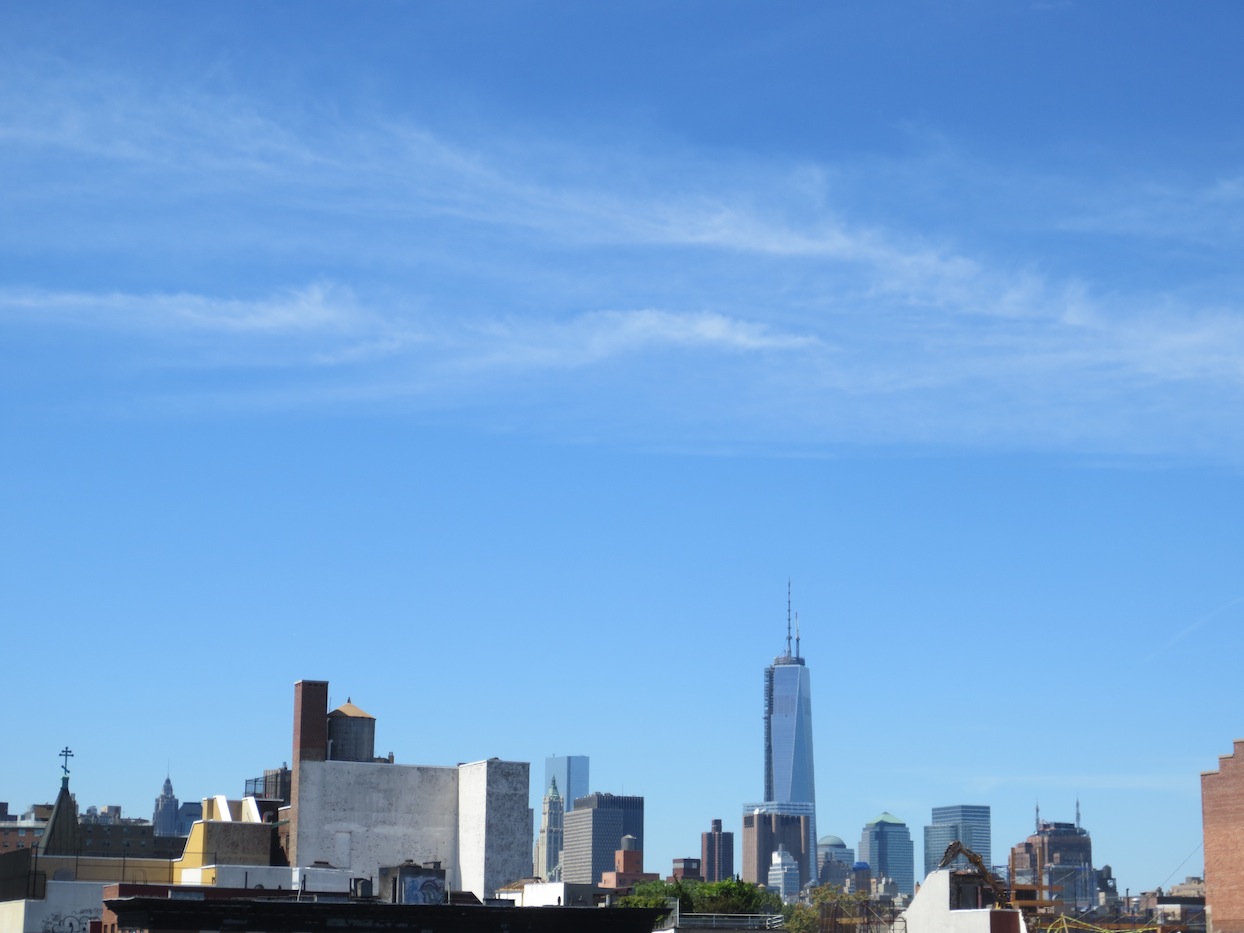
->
(939, 841, 1015, 911)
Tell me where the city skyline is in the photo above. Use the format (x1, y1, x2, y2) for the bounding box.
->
(0, 693, 1207, 895)
(2, 1, 1235, 897)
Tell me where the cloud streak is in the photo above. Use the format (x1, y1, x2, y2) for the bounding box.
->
(3, 52, 1243, 458)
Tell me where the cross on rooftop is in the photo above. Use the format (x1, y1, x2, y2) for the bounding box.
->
(59, 746, 74, 776)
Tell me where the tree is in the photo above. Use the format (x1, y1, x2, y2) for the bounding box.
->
(617, 879, 694, 911)
(690, 878, 782, 915)
(785, 885, 869, 933)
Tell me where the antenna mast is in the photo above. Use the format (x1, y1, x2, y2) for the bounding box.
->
(785, 580, 793, 657)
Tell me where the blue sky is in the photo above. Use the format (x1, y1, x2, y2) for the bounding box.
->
(2, 1, 1241, 893)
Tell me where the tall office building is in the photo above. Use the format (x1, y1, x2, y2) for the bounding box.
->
(923, 804, 991, 877)
(545, 756, 589, 812)
(858, 812, 915, 895)
(533, 778, 565, 880)
(561, 793, 644, 885)
(701, 818, 734, 883)
(761, 590, 817, 869)
(1009, 809, 1095, 911)
(742, 804, 814, 889)
(152, 776, 179, 836)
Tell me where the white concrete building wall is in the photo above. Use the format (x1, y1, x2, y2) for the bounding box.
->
(0, 881, 105, 933)
(457, 759, 531, 899)
(294, 759, 460, 889)
(513, 882, 572, 907)
(901, 871, 1028, 933)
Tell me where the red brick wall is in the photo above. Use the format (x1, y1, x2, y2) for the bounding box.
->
(1203, 740, 1244, 933)
(293, 680, 329, 764)
(289, 679, 329, 866)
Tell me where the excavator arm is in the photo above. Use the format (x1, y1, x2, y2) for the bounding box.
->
(939, 841, 1015, 910)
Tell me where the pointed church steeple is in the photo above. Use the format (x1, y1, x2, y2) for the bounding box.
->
(39, 749, 80, 856)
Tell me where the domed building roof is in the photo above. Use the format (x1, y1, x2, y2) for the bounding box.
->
(819, 835, 847, 847)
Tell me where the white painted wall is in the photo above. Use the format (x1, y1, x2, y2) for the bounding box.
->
(294, 759, 460, 888)
(294, 757, 531, 902)
(457, 759, 530, 899)
(902, 871, 1028, 933)
(0, 881, 105, 933)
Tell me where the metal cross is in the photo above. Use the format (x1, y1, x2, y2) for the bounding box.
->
(59, 746, 74, 776)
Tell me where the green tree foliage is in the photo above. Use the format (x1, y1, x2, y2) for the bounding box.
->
(617, 879, 692, 911)
(785, 885, 869, 933)
(617, 878, 782, 915)
(691, 878, 782, 915)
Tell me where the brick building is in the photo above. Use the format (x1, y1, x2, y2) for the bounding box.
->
(1203, 739, 1244, 933)
(701, 818, 733, 882)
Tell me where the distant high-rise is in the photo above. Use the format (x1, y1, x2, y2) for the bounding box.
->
(545, 756, 589, 812)
(533, 778, 565, 880)
(858, 812, 915, 895)
(561, 793, 643, 885)
(761, 587, 817, 867)
(923, 804, 991, 877)
(768, 844, 801, 902)
(1010, 808, 1095, 911)
(152, 776, 179, 836)
(701, 818, 734, 882)
(742, 803, 814, 889)
(817, 834, 854, 886)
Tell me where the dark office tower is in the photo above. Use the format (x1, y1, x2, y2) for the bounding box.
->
(545, 756, 589, 812)
(763, 588, 817, 859)
(701, 818, 735, 882)
(923, 804, 991, 877)
(858, 812, 915, 895)
(1009, 807, 1096, 912)
(561, 793, 644, 885)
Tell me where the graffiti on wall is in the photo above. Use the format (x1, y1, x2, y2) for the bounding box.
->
(402, 872, 445, 905)
(41, 909, 99, 933)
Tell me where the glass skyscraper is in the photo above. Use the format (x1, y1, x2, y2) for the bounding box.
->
(859, 812, 915, 895)
(923, 804, 991, 877)
(544, 755, 589, 811)
(762, 598, 816, 873)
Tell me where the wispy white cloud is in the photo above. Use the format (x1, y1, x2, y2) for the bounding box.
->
(0, 281, 366, 335)
(3, 52, 1244, 457)
(461, 309, 820, 372)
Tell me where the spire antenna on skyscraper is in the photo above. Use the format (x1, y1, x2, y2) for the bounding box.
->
(795, 611, 801, 659)
(785, 580, 793, 658)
